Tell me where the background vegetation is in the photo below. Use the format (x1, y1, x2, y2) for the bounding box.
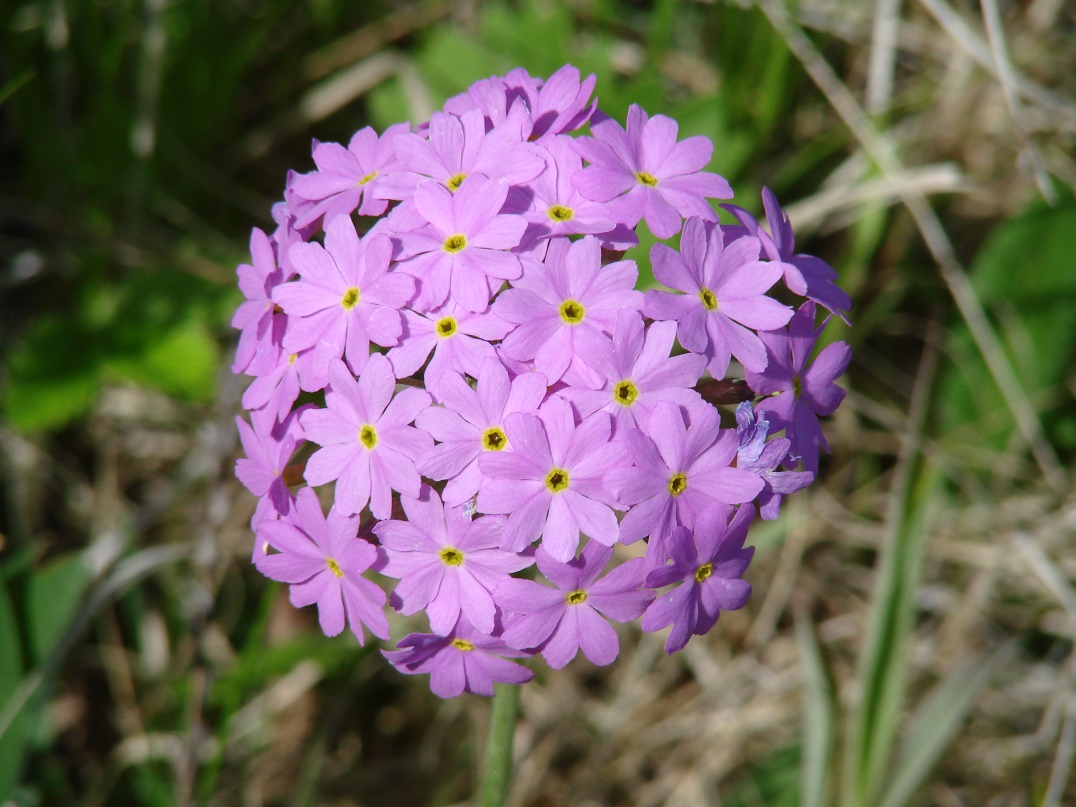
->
(1, 0, 1075, 804)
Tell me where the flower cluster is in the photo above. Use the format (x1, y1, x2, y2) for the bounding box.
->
(232, 65, 851, 697)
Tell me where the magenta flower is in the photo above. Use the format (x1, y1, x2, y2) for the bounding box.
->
(273, 218, 415, 375)
(300, 355, 432, 519)
(255, 487, 390, 644)
(377, 109, 545, 201)
(375, 485, 532, 635)
(478, 398, 624, 562)
(571, 104, 733, 238)
(386, 299, 512, 397)
(382, 616, 534, 698)
(745, 302, 851, 474)
(734, 401, 814, 520)
(605, 401, 763, 564)
(286, 123, 409, 228)
(494, 235, 642, 386)
(394, 176, 527, 312)
(641, 504, 756, 654)
(564, 309, 709, 432)
(724, 188, 852, 322)
(496, 542, 654, 668)
(644, 217, 793, 378)
(416, 358, 547, 506)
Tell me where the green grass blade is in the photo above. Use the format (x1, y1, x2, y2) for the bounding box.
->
(796, 614, 835, 807)
(877, 644, 1011, 807)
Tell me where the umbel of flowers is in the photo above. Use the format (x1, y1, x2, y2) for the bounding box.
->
(233, 65, 851, 698)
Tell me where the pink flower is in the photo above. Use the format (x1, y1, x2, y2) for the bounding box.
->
(416, 358, 548, 506)
(255, 487, 389, 644)
(300, 356, 432, 519)
(375, 485, 532, 635)
(562, 309, 709, 432)
(273, 218, 415, 375)
(494, 235, 642, 386)
(572, 104, 733, 238)
(376, 109, 545, 201)
(644, 217, 792, 378)
(478, 397, 624, 562)
(605, 401, 763, 567)
(382, 617, 534, 698)
(286, 123, 409, 228)
(394, 176, 527, 312)
(386, 299, 512, 397)
(232, 227, 288, 376)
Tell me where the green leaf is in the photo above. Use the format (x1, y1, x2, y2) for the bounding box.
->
(877, 646, 1010, 807)
(938, 196, 1076, 450)
(0, 583, 28, 799)
(796, 616, 834, 807)
(3, 315, 104, 431)
(26, 553, 91, 665)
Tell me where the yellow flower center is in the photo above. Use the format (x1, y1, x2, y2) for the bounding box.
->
(447, 173, 467, 192)
(635, 171, 659, 187)
(547, 204, 574, 222)
(545, 468, 570, 493)
(793, 375, 803, 397)
(443, 234, 467, 253)
(694, 562, 713, 583)
(439, 547, 464, 566)
(326, 557, 344, 578)
(451, 638, 476, 651)
(436, 316, 458, 338)
(559, 299, 585, 324)
(341, 287, 360, 309)
(566, 589, 588, 605)
(359, 424, 378, 450)
(357, 171, 377, 186)
(614, 380, 638, 406)
(482, 427, 507, 451)
(287, 353, 298, 365)
(699, 288, 718, 311)
(668, 473, 687, 496)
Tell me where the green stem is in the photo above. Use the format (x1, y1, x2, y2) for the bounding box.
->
(478, 683, 519, 807)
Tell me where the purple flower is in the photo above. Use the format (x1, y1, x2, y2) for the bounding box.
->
(255, 487, 390, 644)
(564, 309, 709, 432)
(605, 401, 763, 565)
(382, 616, 534, 698)
(745, 302, 850, 474)
(571, 104, 732, 238)
(494, 235, 642, 386)
(478, 397, 624, 562)
(377, 109, 545, 201)
(509, 136, 616, 241)
(446, 64, 598, 140)
(416, 358, 547, 506)
(644, 217, 793, 378)
(300, 355, 432, 518)
(286, 123, 409, 228)
(496, 542, 654, 668)
(641, 504, 756, 654)
(724, 188, 852, 322)
(273, 218, 415, 375)
(375, 485, 532, 635)
(386, 299, 512, 396)
(235, 405, 304, 515)
(394, 176, 527, 312)
(232, 227, 288, 376)
(734, 401, 814, 520)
